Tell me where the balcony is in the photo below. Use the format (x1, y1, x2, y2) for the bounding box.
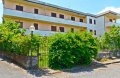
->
(105, 22, 120, 27)
(25, 29, 60, 36)
(3, 8, 87, 27)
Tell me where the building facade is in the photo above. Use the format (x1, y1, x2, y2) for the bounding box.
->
(2, 0, 120, 36)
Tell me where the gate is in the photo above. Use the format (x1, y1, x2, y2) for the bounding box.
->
(37, 37, 49, 69)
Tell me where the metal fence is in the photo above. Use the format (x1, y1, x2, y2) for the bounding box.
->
(37, 37, 50, 69)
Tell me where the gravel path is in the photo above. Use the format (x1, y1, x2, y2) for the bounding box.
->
(0, 56, 120, 78)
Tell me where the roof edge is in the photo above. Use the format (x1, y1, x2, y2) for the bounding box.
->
(25, 0, 96, 17)
(97, 10, 120, 17)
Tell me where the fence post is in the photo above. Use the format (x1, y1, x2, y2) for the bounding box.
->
(37, 43, 40, 68)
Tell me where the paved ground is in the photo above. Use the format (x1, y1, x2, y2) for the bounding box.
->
(50, 62, 120, 78)
(0, 57, 32, 78)
(0, 56, 120, 78)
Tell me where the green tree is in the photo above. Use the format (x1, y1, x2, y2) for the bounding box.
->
(0, 20, 26, 52)
(100, 26, 120, 51)
(0, 20, 41, 56)
(49, 32, 98, 69)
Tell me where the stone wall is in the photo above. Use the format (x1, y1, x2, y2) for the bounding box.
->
(0, 51, 38, 69)
(97, 51, 120, 59)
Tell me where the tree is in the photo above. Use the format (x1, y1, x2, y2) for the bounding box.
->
(49, 32, 98, 69)
(0, 20, 41, 55)
(0, 20, 26, 52)
(100, 26, 120, 52)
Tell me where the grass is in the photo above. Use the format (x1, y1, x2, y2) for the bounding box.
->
(99, 58, 110, 62)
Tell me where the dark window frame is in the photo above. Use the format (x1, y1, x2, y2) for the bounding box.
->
(59, 27, 64, 32)
(94, 30, 96, 35)
(34, 23, 38, 30)
(59, 14, 64, 19)
(51, 26, 57, 31)
(90, 30, 93, 33)
(94, 20, 96, 24)
(16, 5, 23, 11)
(109, 19, 113, 22)
(71, 17, 75, 21)
(51, 12, 57, 17)
(34, 8, 38, 14)
(80, 19, 83, 22)
(89, 19, 92, 24)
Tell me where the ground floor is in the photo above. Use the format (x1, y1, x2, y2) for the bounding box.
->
(4, 16, 87, 36)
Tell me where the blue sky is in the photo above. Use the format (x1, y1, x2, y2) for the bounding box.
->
(0, 0, 120, 23)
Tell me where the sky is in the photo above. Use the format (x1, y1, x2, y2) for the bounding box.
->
(0, 0, 120, 23)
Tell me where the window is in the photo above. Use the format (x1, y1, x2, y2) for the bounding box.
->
(94, 30, 96, 35)
(34, 23, 38, 30)
(59, 14, 64, 19)
(3, 18, 5, 23)
(109, 19, 113, 22)
(51, 13, 57, 17)
(51, 26, 57, 31)
(71, 28, 74, 32)
(16, 5, 23, 11)
(71, 17, 75, 21)
(34, 9, 38, 14)
(90, 30, 93, 33)
(59, 27, 64, 32)
(80, 19, 83, 22)
(16, 21, 23, 28)
(94, 20, 96, 24)
(89, 19, 92, 24)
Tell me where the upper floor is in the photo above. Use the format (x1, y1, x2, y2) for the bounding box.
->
(3, 0, 90, 24)
(2, 0, 120, 35)
(97, 11, 120, 27)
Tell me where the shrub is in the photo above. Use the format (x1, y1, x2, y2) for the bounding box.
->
(0, 20, 41, 56)
(100, 26, 120, 51)
(49, 32, 98, 69)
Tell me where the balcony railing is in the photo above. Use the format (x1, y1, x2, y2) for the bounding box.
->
(3, 8, 87, 27)
(105, 22, 120, 27)
(25, 29, 60, 36)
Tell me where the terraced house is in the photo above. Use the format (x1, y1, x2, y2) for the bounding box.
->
(2, 0, 120, 36)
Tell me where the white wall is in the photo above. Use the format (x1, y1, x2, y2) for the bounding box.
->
(96, 16, 105, 37)
(86, 16, 97, 35)
(86, 16, 107, 37)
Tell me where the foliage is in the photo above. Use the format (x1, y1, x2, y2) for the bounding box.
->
(100, 26, 120, 51)
(49, 32, 98, 69)
(0, 20, 41, 56)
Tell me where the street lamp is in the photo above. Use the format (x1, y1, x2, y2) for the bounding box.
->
(29, 25, 35, 68)
(29, 25, 35, 32)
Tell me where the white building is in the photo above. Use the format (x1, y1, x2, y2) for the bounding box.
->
(2, 0, 120, 36)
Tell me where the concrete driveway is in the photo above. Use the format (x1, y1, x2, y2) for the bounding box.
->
(0, 57, 32, 78)
(42, 59, 120, 78)
(0, 56, 120, 78)
(49, 62, 120, 78)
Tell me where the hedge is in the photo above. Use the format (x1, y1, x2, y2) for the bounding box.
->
(49, 32, 98, 69)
